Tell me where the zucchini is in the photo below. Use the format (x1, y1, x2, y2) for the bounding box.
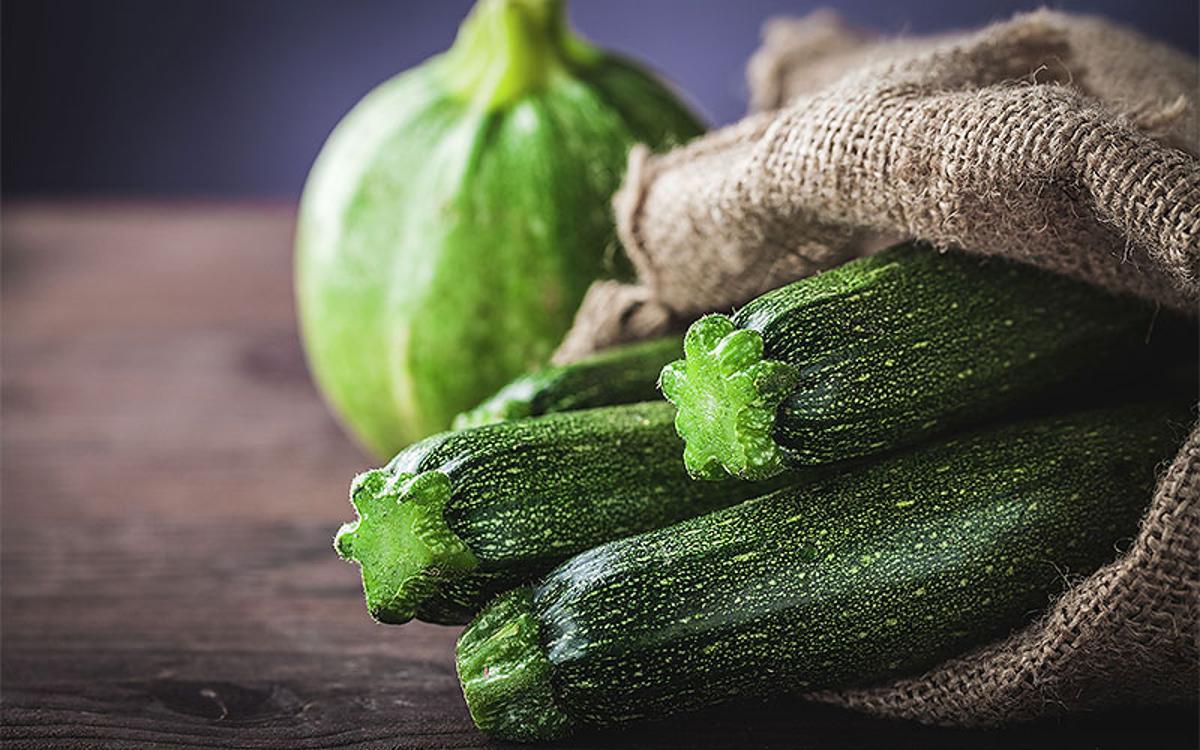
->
(335, 402, 800, 625)
(660, 242, 1171, 480)
(454, 336, 682, 429)
(456, 399, 1189, 740)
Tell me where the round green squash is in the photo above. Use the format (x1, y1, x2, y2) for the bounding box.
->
(296, 0, 703, 456)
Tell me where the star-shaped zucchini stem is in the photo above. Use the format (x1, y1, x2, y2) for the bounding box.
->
(334, 467, 478, 624)
(659, 314, 797, 481)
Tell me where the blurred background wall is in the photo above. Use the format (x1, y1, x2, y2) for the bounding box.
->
(2, 0, 1196, 199)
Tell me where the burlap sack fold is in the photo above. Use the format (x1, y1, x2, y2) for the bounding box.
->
(554, 9, 1198, 362)
(555, 8, 1200, 726)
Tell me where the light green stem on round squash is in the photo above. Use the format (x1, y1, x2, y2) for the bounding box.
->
(442, 0, 601, 110)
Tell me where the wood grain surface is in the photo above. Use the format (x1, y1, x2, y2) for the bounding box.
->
(2, 204, 1195, 749)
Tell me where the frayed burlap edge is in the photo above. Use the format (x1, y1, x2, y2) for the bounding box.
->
(552, 281, 676, 364)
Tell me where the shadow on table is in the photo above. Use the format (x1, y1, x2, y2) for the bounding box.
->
(526, 698, 1198, 750)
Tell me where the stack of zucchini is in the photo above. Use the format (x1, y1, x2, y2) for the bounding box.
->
(334, 243, 1194, 742)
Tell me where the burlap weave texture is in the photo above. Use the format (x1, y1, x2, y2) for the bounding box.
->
(554, 10, 1198, 362)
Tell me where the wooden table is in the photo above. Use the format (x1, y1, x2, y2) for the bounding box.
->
(2, 204, 1195, 749)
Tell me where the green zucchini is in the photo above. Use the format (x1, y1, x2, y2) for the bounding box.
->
(660, 242, 1172, 480)
(454, 336, 682, 429)
(456, 399, 1189, 740)
(335, 402, 800, 625)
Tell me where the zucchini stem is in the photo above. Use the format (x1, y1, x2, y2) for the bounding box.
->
(659, 314, 798, 481)
(335, 468, 478, 624)
(456, 587, 574, 741)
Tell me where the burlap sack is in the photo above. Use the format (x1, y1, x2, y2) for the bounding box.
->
(555, 9, 1200, 726)
(553, 9, 1198, 361)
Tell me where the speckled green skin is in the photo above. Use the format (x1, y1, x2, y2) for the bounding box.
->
(456, 399, 1190, 740)
(454, 336, 682, 429)
(664, 243, 1172, 479)
(336, 402, 800, 625)
(296, 1, 704, 457)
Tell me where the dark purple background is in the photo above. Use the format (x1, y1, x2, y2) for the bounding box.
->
(3, 0, 1196, 198)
